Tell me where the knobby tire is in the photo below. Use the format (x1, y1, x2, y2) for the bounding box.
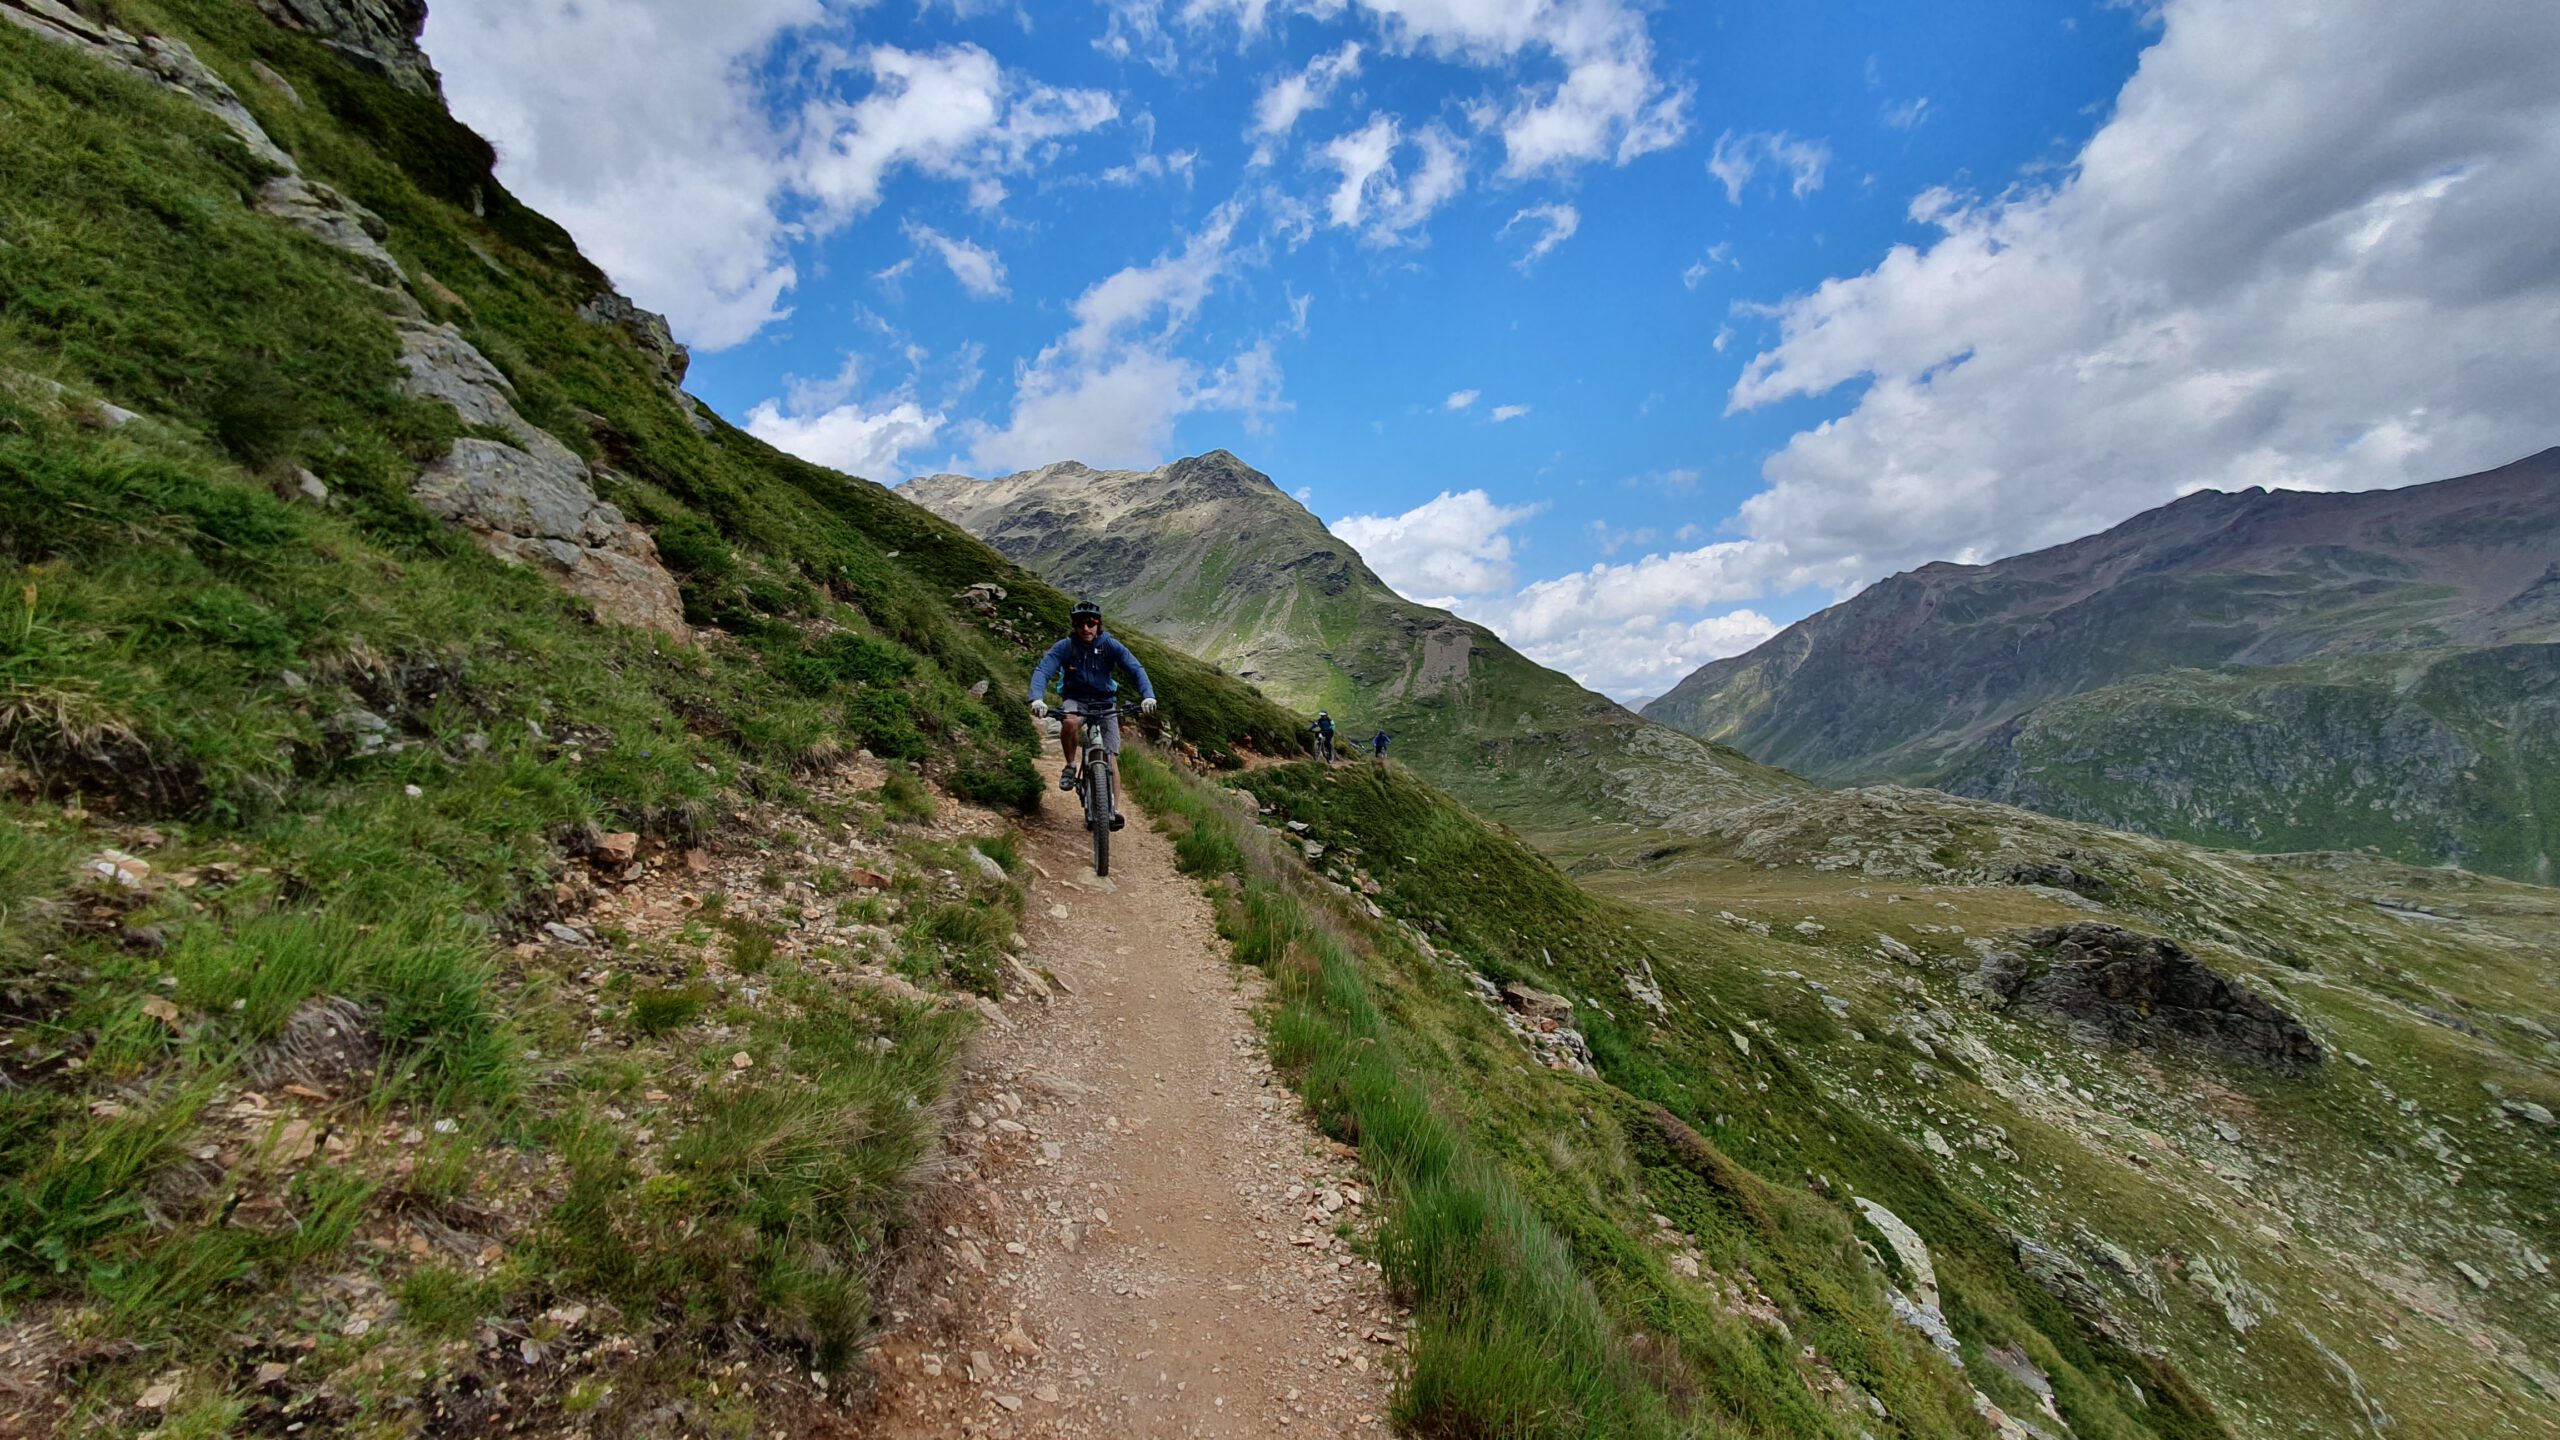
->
(1088, 757, 1113, 877)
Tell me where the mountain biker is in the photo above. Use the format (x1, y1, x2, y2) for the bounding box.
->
(1370, 730, 1390, 758)
(1029, 600, 1155, 812)
(1311, 710, 1336, 762)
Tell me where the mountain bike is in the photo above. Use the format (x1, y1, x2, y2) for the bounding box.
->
(1312, 727, 1336, 764)
(1062, 701, 1143, 877)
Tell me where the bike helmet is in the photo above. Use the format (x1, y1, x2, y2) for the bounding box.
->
(1070, 599, 1103, 623)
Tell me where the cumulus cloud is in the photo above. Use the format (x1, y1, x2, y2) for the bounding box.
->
(1707, 129, 1831, 203)
(969, 203, 1286, 471)
(1500, 202, 1580, 272)
(1477, 538, 1801, 697)
(1332, 494, 1796, 698)
(1322, 114, 1468, 242)
(1727, 0, 2560, 589)
(1350, 0, 1690, 175)
(745, 356, 947, 480)
(798, 45, 1117, 217)
(1445, 388, 1481, 410)
(903, 222, 1009, 298)
(429, 3, 1112, 351)
(1490, 403, 1530, 422)
(1334, 490, 1543, 599)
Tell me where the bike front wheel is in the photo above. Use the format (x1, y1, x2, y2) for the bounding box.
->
(1087, 756, 1114, 877)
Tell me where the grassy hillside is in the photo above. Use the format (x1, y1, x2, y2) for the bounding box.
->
(1937, 648, 2560, 882)
(1138, 756, 2560, 1438)
(905, 453, 1797, 849)
(1641, 455, 2560, 880)
(0, 1, 1304, 1429)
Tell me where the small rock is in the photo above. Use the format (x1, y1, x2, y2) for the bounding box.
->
(254, 1362, 290, 1386)
(969, 849, 1006, 882)
(993, 1394, 1024, 1412)
(2454, 1261, 2492, 1290)
(136, 1382, 178, 1411)
(295, 468, 329, 503)
(542, 922, 587, 946)
(594, 831, 640, 867)
(1922, 1128, 1956, 1160)
(2499, 1099, 2555, 1128)
(730, 1051, 754, 1069)
(88, 849, 152, 888)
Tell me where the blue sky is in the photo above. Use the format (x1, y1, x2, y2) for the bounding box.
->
(424, 0, 2560, 700)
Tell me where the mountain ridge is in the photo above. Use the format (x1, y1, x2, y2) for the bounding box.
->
(1642, 448, 2560, 877)
(904, 451, 1802, 843)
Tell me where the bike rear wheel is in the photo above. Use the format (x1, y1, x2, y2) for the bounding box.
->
(1087, 755, 1113, 877)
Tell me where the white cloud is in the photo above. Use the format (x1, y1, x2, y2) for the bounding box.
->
(1727, 0, 2560, 589)
(1331, 494, 1794, 698)
(1253, 41, 1364, 156)
(1348, 0, 1689, 175)
(1467, 541, 1797, 698)
(1881, 96, 1931, 131)
(1322, 114, 1468, 243)
(903, 222, 1009, 298)
(1500, 202, 1580, 272)
(746, 355, 948, 481)
(1333, 489, 1543, 598)
(427, 0, 826, 350)
(1445, 388, 1480, 410)
(798, 46, 1117, 218)
(1708, 129, 1832, 204)
(1490, 403, 1530, 422)
(969, 204, 1286, 472)
(429, 6, 1113, 351)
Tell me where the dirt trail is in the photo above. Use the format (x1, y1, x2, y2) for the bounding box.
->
(863, 778, 1402, 1438)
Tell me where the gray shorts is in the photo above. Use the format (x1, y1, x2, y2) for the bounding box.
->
(1060, 699, 1121, 754)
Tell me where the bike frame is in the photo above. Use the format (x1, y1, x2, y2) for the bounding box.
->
(1059, 701, 1141, 876)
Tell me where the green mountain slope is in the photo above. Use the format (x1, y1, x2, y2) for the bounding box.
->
(1136, 752, 2560, 1439)
(903, 453, 1798, 846)
(1640, 452, 2560, 879)
(0, 0, 1302, 1428)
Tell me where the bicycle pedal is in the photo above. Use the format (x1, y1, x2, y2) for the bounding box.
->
(1110, 813, 1126, 831)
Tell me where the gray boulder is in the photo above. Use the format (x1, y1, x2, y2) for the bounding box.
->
(415, 441, 685, 638)
(1969, 922, 2321, 1068)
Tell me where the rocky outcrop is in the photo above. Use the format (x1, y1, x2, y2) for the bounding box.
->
(576, 291, 707, 433)
(396, 322, 687, 640)
(251, 0, 436, 96)
(1964, 922, 2321, 1068)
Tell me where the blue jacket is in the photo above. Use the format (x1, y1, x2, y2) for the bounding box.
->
(1029, 630, 1154, 706)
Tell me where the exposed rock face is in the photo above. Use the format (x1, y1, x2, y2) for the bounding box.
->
(252, 0, 436, 95)
(576, 291, 705, 433)
(396, 322, 687, 640)
(1966, 922, 2321, 1067)
(576, 291, 688, 389)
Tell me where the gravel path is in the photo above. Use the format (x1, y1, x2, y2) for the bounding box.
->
(862, 778, 1403, 1438)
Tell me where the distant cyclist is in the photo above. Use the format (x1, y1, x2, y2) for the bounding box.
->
(1311, 710, 1337, 763)
(1370, 730, 1390, 759)
(1029, 599, 1155, 797)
